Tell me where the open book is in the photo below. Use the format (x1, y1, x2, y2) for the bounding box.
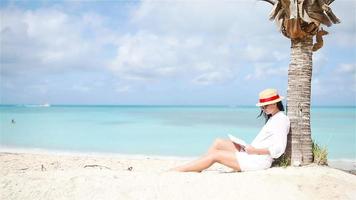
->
(228, 134, 247, 148)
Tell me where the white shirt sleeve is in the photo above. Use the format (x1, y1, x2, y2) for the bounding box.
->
(267, 115, 290, 159)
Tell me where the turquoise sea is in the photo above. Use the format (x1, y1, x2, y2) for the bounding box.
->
(0, 105, 355, 160)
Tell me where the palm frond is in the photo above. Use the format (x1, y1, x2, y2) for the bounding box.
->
(261, 0, 276, 5)
(305, 0, 340, 26)
(268, 0, 340, 28)
(325, 0, 335, 5)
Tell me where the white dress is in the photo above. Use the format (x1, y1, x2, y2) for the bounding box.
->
(235, 111, 290, 171)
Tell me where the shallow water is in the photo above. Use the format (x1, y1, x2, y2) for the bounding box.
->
(0, 105, 355, 160)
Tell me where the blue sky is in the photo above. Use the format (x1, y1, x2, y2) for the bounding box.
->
(0, 0, 355, 106)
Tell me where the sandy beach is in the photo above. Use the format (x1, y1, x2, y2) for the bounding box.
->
(1, 151, 356, 200)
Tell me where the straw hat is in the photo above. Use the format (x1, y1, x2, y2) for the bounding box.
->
(256, 88, 284, 106)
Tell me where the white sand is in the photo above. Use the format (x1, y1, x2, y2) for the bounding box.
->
(1, 152, 356, 200)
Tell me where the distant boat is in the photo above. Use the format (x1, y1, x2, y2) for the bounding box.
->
(40, 103, 51, 107)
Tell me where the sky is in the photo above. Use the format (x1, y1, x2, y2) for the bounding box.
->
(0, 0, 355, 106)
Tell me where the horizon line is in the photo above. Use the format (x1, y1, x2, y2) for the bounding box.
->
(0, 104, 355, 107)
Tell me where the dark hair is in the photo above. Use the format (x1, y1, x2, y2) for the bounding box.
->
(257, 101, 285, 123)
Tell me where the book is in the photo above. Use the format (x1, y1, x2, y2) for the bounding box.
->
(228, 134, 247, 148)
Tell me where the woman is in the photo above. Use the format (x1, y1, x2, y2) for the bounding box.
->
(172, 88, 290, 172)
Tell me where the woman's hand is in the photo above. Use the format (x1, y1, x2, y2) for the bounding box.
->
(244, 145, 255, 154)
(245, 145, 270, 155)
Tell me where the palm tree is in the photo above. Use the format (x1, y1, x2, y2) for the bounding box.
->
(261, 0, 340, 165)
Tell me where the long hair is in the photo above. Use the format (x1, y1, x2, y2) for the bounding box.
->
(257, 101, 285, 123)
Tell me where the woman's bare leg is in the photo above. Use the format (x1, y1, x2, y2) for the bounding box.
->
(207, 138, 241, 154)
(172, 150, 241, 172)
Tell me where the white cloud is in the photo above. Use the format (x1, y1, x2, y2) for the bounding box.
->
(0, 6, 112, 76)
(312, 62, 356, 99)
(109, 30, 239, 85)
(110, 29, 242, 85)
(109, 31, 181, 80)
(82, 12, 105, 28)
(245, 62, 287, 80)
(335, 63, 356, 86)
(312, 78, 327, 96)
(1, 1, 354, 105)
(327, 0, 356, 48)
(131, 0, 253, 35)
(109, 0, 287, 86)
(313, 52, 329, 75)
(244, 45, 268, 62)
(115, 85, 131, 93)
(336, 63, 356, 74)
(28, 84, 49, 95)
(71, 85, 91, 93)
(1, 0, 287, 87)
(193, 70, 235, 85)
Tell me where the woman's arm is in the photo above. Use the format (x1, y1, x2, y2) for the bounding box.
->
(245, 145, 270, 155)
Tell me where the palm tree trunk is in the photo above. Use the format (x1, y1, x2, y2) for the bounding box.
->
(285, 35, 313, 165)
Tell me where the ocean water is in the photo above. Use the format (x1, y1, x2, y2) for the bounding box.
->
(0, 105, 355, 160)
